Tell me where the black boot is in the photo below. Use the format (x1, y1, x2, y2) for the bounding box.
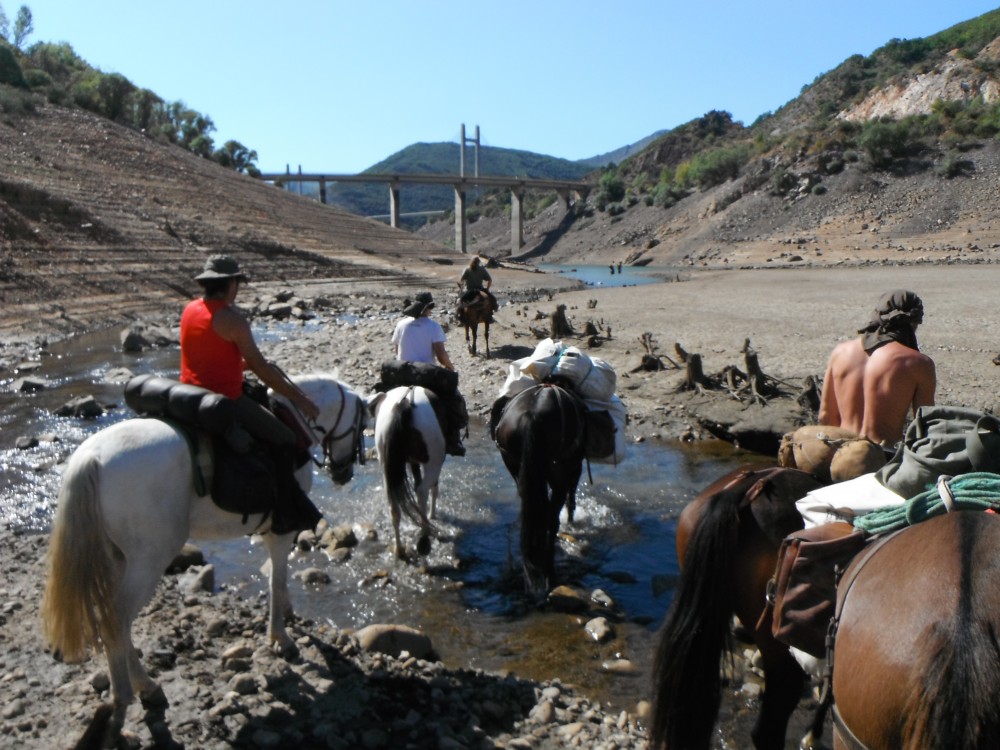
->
(445, 428, 466, 457)
(270, 451, 323, 535)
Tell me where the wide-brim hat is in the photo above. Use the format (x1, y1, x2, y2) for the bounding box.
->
(195, 254, 249, 282)
(403, 291, 435, 317)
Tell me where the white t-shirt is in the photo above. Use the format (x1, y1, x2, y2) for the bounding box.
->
(392, 315, 445, 363)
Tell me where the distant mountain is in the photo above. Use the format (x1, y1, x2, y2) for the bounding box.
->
(576, 130, 670, 168)
(303, 142, 592, 223)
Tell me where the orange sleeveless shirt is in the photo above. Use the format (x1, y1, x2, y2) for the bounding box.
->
(180, 298, 244, 399)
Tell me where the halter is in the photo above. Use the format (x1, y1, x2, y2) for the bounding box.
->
(304, 381, 366, 480)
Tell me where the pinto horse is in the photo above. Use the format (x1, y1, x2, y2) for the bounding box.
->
(493, 381, 587, 593)
(651, 466, 1000, 750)
(456, 293, 492, 358)
(41, 374, 367, 743)
(368, 385, 445, 558)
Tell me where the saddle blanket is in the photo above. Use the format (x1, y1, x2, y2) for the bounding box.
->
(796, 472, 905, 528)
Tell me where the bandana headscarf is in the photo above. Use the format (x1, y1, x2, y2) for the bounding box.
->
(858, 290, 923, 354)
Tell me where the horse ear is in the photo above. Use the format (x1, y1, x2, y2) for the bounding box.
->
(366, 392, 386, 417)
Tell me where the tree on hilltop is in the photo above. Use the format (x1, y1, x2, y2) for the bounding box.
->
(12, 5, 32, 50)
(214, 140, 260, 176)
(0, 2, 33, 50)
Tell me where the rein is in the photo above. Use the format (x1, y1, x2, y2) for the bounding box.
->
(304, 382, 366, 477)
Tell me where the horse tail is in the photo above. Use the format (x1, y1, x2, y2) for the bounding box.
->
(516, 403, 552, 586)
(381, 395, 424, 526)
(901, 514, 1000, 749)
(650, 478, 743, 750)
(41, 451, 122, 663)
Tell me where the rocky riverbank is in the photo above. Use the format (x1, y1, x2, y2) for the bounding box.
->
(4, 261, 1000, 749)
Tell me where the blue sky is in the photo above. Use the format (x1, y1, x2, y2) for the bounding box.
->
(15, 1, 1000, 173)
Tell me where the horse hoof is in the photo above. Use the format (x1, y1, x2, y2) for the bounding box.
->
(416, 534, 431, 556)
(139, 685, 168, 710)
(269, 635, 300, 660)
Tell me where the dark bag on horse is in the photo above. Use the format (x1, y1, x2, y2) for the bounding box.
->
(125, 374, 237, 435)
(769, 522, 870, 657)
(876, 405, 1000, 499)
(379, 359, 458, 397)
(209, 437, 279, 519)
(584, 409, 616, 460)
(126, 375, 281, 521)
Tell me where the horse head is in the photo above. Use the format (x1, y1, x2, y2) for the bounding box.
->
(301, 375, 366, 486)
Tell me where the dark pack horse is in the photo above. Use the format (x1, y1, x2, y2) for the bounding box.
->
(651, 465, 1000, 750)
(493, 381, 587, 593)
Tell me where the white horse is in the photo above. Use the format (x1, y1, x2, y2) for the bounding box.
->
(41, 373, 367, 741)
(367, 386, 446, 559)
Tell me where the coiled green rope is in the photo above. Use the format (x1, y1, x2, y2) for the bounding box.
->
(853, 472, 1000, 534)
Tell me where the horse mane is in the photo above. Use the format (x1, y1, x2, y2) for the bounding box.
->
(901, 514, 1000, 748)
(650, 476, 745, 750)
(291, 371, 341, 386)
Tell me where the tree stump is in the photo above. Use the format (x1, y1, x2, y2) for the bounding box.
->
(681, 352, 716, 392)
(797, 374, 821, 413)
(551, 304, 574, 338)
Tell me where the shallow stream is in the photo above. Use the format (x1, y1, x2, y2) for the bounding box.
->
(0, 325, 770, 716)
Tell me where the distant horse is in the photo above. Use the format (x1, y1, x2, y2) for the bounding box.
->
(651, 467, 1000, 750)
(456, 293, 493, 358)
(493, 381, 586, 593)
(368, 385, 445, 558)
(41, 374, 367, 742)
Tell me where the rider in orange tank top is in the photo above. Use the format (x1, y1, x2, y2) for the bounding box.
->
(180, 255, 323, 535)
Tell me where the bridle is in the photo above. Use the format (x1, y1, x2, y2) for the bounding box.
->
(306, 381, 366, 480)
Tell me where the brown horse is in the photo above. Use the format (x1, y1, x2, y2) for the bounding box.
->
(831, 510, 1000, 749)
(650, 465, 827, 750)
(651, 466, 1000, 750)
(456, 293, 492, 358)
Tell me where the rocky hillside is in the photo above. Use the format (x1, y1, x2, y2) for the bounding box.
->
(5, 14, 1000, 350)
(420, 19, 1000, 269)
(0, 103, 455, 346)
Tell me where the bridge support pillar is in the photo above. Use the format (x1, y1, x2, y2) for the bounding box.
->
(556, 188, 572, 212)
(510, 187, 525, 254)
(389, 181, 401, 228)
(319, 178, 327, 205)
(454, 186, 467, 253)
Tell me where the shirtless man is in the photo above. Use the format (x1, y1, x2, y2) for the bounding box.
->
(819, 290, 936, 447)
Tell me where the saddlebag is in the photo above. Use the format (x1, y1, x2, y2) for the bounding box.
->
(584, 409, 616, 460)
(379, 359, 458, 397)
(125, 374, 237, 435)
(769, 522, 870, 657)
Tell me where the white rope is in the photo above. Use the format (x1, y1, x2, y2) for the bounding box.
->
(937, 475, 956, 512)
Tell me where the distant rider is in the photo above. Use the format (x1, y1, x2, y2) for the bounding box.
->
(458, 256, 499, 316)
(180, 254, 322, 534)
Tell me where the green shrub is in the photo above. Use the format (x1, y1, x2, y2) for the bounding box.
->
(0, 44, 25, 87)
(859, 119, 918, 167)
(0, 83, 33, 113)
(22, 67, 50, 88)
(938, 156, 975, 178)
(596, 171, 626, 205)
(685, 144, 751, 189)
(812, 184, 827, 195)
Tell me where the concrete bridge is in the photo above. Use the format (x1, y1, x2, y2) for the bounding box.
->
(258, 170, 591, 255)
